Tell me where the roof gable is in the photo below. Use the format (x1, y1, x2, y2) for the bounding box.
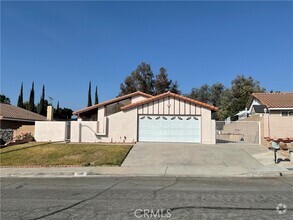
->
(121, 92, 218, 111)
(248, 92, 293, 109)
(253, 105, 268, 113)
(0, 103, 47, 121)
(73, 91, 153, 115)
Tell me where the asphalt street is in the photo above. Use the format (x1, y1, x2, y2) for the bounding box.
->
(1, 177, 293, 219)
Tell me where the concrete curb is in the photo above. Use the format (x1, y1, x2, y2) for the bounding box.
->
(2, 172, 75, 178)
(1, 166, 292, 178)
(4, 172, 291, 178)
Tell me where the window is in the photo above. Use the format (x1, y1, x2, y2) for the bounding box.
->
(281, 111, 288, 116)
(105, 98, 131, 116)
(281, 111, 293, 117)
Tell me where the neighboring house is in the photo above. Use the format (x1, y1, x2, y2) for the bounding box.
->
(246, 92, 293, 117)
(245, 92, 293, 143)
(35, 91, 217, 143)
(0, 103, 47, 137)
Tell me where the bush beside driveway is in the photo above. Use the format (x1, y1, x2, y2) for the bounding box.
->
(0, 142, 133, 167)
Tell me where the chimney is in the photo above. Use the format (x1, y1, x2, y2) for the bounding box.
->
(47, 106, 54, 121)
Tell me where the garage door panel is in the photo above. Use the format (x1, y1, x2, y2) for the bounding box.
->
(138, 115, 201, 143)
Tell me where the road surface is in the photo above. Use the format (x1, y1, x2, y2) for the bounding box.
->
(1, 177, 293, 219)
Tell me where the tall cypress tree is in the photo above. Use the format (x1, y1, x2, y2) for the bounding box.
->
(38, 85, 46, 116)
(87, 81, 92, 107)
(28, 82, 35, 112)
(55, 101, 60, 118)
(17, 83, 24, 108)
(94, 86, 99, 105)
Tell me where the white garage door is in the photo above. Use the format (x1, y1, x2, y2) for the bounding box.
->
(138, 115, 201, 143)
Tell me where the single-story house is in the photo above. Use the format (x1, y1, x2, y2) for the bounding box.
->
(245, 92, 293, 143)
(70, 91, 218, 144)
(0, 103, 47, 138)
(247, 92, 293, 117)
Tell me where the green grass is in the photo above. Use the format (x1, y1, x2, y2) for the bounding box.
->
(0, 142, 133, 166)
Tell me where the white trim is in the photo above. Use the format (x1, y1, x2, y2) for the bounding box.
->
(96, 117, 107, 135)
(248, 99, 262, 114)
(269, 108, 293, 110)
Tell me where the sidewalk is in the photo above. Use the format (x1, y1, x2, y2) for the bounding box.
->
(1, 164, 292, 178)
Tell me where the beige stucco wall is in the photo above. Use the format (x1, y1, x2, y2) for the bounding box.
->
(35, 121, 66, 142)
(138, 96, 201, 115)
(131, 95, 149, 103)
(97, 106, 105, 133)
(241, 113, 293, 145)
(70, 121, 97, 143)
(106, 108, 137, 143)
(73, 95, 215, 144)
(201, 107, 214, 144)
(94, 95, 147, 133)
(217, 121, 260, 144)
(263, 114, 293, 139)
(71, 108, 137, 143)
(211, 120, 216, 145)
(72, 105, 215, 144)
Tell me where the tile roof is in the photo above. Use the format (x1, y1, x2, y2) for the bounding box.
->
(250, 92, 293, 108)
(121, 91, 218, 111)
(73, 91, 153, 115)
(0, 103, 47, 121)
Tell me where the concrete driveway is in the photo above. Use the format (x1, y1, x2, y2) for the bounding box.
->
(122, 142, 267, 168)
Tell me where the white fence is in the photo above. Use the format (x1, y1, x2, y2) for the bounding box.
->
(35, 119, 216, 144)
(70, 121, 99, 142)
(35, 121, 99, 143)
(216, 121, 260, 144)
(35, 121, 67, 142)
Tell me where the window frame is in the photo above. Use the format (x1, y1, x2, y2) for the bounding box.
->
(281, 111, 293, 117)
(105, 98, 131, 116)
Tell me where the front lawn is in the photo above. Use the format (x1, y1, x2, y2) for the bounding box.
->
(0, 142, 133, 166)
